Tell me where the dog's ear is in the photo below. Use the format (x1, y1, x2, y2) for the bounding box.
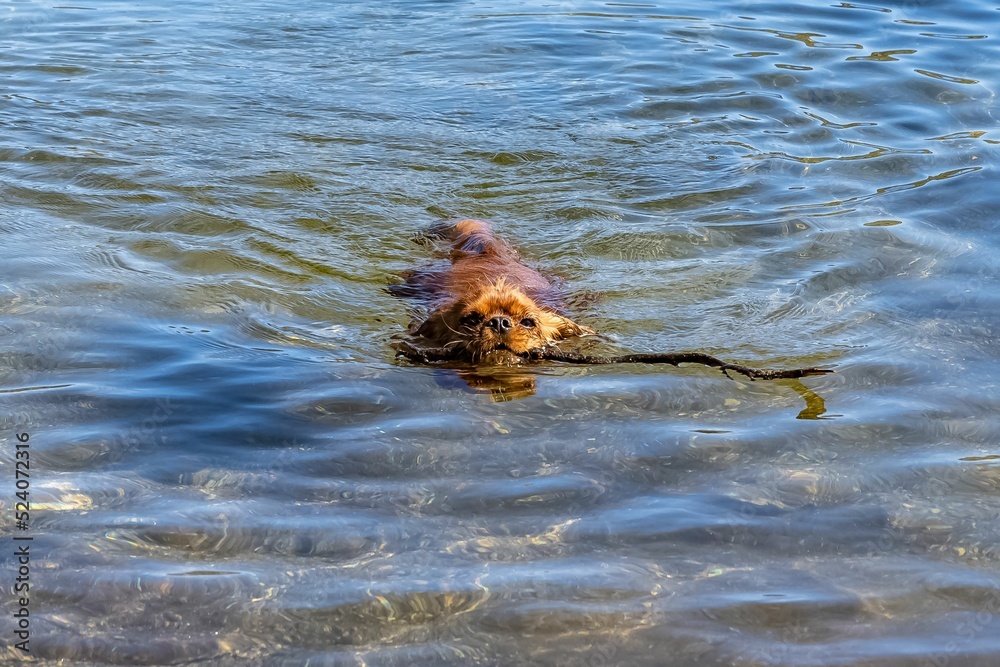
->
(539, 312, 595, 340)
(415, 315, 444, 341)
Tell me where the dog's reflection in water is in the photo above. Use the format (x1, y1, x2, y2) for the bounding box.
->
(432, 367, 538, 402)
(417, 347, 535, 402)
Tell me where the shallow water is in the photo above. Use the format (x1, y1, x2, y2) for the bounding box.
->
(2, 0, 1000, 664)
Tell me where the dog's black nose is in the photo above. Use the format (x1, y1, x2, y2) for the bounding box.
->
(487, 316, 512, 332)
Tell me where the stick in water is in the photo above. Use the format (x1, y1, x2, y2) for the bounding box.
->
(393, 342, 834, 381)
(524, 348, 833, 381)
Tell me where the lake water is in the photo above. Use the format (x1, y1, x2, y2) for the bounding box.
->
(2, 0, 1000, 664)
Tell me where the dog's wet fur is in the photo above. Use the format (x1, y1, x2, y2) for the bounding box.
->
(393, 219, 593, 362)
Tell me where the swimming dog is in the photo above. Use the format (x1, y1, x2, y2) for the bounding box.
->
(392, 219, 593, 363)
(392, 219, 832, 377)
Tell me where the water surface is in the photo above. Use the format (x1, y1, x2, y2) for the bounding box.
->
(2, 0, 1000, 664)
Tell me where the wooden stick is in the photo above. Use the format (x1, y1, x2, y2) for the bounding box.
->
(393, 342, 834, 381)
(524, 348, 833, 381)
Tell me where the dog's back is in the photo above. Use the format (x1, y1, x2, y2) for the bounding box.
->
(427, 218, 508, 256)
(398, 219, 562, 310)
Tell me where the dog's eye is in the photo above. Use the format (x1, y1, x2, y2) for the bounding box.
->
(520, 317, 536, 328)
(460, 312, 483, 327)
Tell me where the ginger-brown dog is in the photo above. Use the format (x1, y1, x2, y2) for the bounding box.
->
(393, 219, 593, 362)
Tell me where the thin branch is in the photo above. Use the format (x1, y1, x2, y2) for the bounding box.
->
(523, 348, 834, 381)
(393, 341, 834, 381)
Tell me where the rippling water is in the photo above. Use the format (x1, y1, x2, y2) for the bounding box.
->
(2, 0, 1000, 664)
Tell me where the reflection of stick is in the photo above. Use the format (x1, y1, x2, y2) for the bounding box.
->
(788, 380, 829, 420)
(393, 341, 834, 382)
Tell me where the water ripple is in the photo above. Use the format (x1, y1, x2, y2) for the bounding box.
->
(3, 0, 1000, 663)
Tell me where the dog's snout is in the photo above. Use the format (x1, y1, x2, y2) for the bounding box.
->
(487, 316, 513, 332)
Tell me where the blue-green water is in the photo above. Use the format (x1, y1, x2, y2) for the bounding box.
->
(2, 0, 1000, 664)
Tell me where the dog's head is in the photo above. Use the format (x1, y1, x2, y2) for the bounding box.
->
(415, 278, 592, 361)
